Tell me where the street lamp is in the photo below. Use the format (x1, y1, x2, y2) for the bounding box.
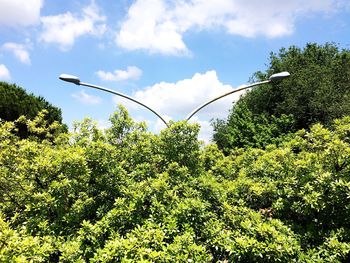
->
(59, 74, 169, 127)
(59, 71, 290, 127)
(185, 71, 290, 121)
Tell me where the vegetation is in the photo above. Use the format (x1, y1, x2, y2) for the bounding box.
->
(0, 81, 66, 138)
(213, 43, 350, 150)
(2, 43, 350, 261)
(1, 106, 350, 262)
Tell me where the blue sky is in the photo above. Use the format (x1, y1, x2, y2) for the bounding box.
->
(1, 0, 350, 142)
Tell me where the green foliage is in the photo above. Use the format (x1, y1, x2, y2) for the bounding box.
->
(214, 43, 350, 150)
(250, 43, 350, 128)
(2, 107, 350, 261)
(0, 214, 56, 262)
(158, 121, 202, 173)
(0, 81, 67, 138)
(213, 100, 295, 151)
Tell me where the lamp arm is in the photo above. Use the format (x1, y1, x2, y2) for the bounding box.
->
(186, 79, 270, 121)
(79, 82, 169, 127)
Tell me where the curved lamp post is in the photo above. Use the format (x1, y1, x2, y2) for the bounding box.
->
(186, 71, 290, 121)
(59, 74, 169, 128)
(59, 71, 290, 128)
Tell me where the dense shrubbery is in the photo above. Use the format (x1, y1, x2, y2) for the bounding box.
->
(1, 106, 350, 262)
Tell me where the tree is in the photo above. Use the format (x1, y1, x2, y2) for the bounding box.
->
(0, 81, 66, 138)
(213, 43, 350, 150)
(213, 100, 294, 152)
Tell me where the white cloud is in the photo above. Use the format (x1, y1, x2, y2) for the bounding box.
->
(116, 0, 189, 55)
(96, 66, 142, 82)
(39, 1, 106, 50)
(2, 42, 31, 64)
(0, 0, 43, 27)
(116, 0, 345, 55)
(113, 70, 248, 142)
(0, 64, 11, 80)
(116, 70, 243, 118)
(72, 89, 102, 105)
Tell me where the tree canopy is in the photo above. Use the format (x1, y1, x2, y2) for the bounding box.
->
(213, 43, 350, 150)
(0, 81, 66, 138)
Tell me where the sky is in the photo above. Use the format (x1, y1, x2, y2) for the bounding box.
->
(1, 0, 350, 142)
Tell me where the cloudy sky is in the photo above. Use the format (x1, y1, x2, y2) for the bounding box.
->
(1, 0, 350, 142)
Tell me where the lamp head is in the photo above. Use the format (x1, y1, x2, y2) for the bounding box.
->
(59, 74, 81, 85)
(269, 71, 290, 82)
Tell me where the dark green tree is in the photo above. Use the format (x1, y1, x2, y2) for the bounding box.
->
(213, 100, 294, 152)
(213, 43, 350, 150)
(0, 81, 66, 138)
